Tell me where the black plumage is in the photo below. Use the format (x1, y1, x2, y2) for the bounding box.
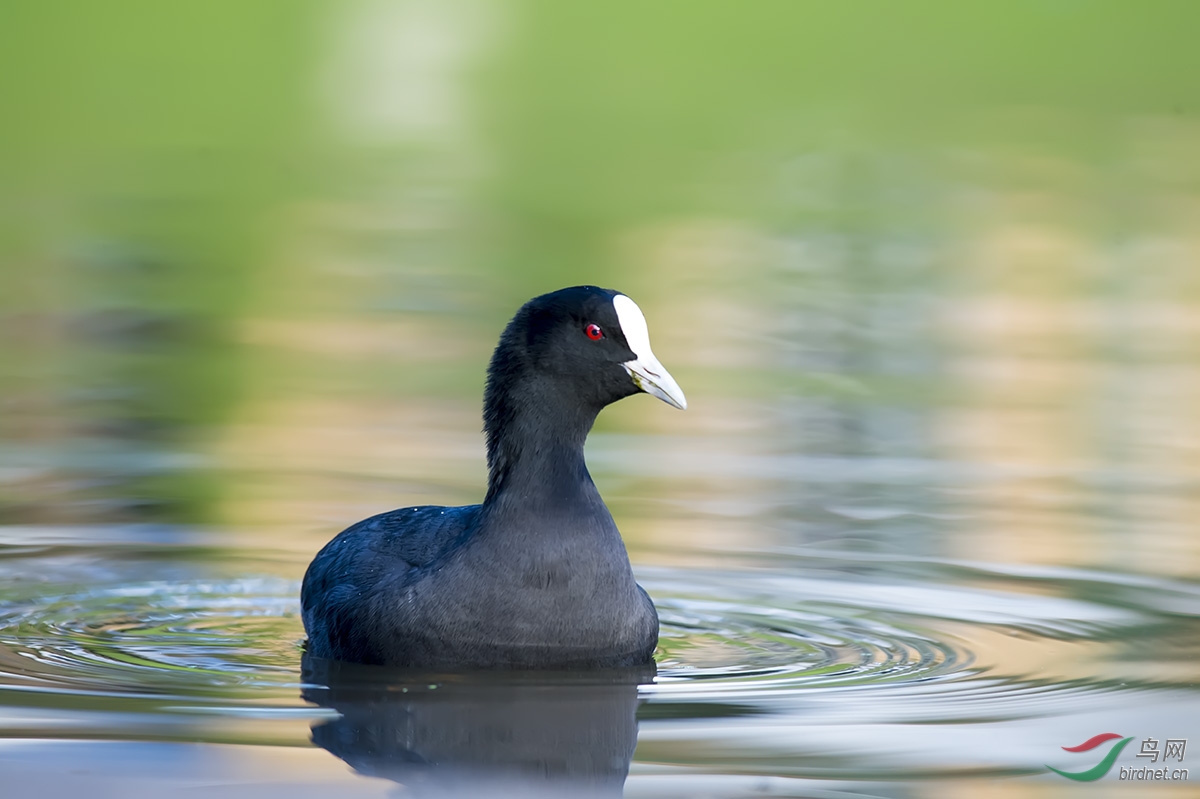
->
(301, 286, 685, 669)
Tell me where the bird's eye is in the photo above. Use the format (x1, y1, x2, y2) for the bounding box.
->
(585, 323, 604, 341)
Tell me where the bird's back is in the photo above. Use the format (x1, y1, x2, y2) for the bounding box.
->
(301, 504, 480, 663)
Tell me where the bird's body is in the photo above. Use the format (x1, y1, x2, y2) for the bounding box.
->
(301, 286, 685, 669)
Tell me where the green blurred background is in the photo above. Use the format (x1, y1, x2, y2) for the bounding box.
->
(2, 1, 1198, 577)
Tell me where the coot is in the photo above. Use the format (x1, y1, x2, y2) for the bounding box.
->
(301, 286, 686, 668)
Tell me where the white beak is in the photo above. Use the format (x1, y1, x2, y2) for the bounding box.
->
(624, 355, 687, 410)
(612, 294, 687, 411)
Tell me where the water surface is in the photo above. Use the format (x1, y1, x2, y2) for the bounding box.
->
(0, 521, 1197, 796)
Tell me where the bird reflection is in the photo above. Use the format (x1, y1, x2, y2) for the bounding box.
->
(301, 654, 653, 797)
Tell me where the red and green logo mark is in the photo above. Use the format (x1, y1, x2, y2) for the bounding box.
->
(1047, 733, 1134, 781)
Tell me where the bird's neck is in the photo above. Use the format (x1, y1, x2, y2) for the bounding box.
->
(482, 382, 601, 509)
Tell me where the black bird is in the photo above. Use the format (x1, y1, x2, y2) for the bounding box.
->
(301, 286, 687, 669)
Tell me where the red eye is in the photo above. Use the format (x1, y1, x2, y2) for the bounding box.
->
(585, 323, 604, 341)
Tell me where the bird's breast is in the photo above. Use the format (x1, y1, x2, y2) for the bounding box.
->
(518, 559, 572, 590)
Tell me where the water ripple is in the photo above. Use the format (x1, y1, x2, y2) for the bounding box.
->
(0, 559, 1176, 716)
